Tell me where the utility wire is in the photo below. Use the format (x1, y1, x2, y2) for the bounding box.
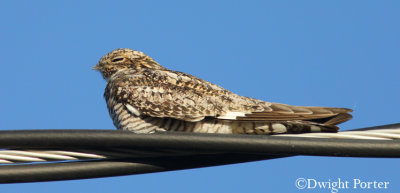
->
(0, 123, 399, 183)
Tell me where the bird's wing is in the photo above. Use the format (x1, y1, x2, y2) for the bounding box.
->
(107, 69, 352, 125)
(106, 69, 261, 121)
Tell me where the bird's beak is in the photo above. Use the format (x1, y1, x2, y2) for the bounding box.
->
(92, 64, 100, 70)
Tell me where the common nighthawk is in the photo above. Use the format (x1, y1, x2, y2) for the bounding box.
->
(93, 48, 352, 134)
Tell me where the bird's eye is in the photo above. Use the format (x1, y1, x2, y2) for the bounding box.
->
(112, 57, 124, 63)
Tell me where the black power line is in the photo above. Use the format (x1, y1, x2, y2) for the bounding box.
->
(0, 123, 399, 183)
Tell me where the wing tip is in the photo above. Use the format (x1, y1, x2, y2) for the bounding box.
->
(324, 113, 353, 126)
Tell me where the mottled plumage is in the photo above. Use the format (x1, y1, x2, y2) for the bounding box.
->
(93, 48, 352, 134)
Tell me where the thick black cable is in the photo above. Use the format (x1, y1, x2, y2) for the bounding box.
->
(0, 124, 400, 157)
(0, 123, 399, 183)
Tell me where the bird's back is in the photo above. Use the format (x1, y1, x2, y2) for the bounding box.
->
(104, 68, 352, 134)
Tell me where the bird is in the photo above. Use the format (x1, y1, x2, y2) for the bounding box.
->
(93, 48, 352, 135)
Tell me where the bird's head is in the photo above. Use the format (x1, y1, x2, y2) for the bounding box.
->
(93, 48, 165, 81)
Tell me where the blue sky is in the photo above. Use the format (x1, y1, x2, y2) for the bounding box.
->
(1, 0, 399, 192)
